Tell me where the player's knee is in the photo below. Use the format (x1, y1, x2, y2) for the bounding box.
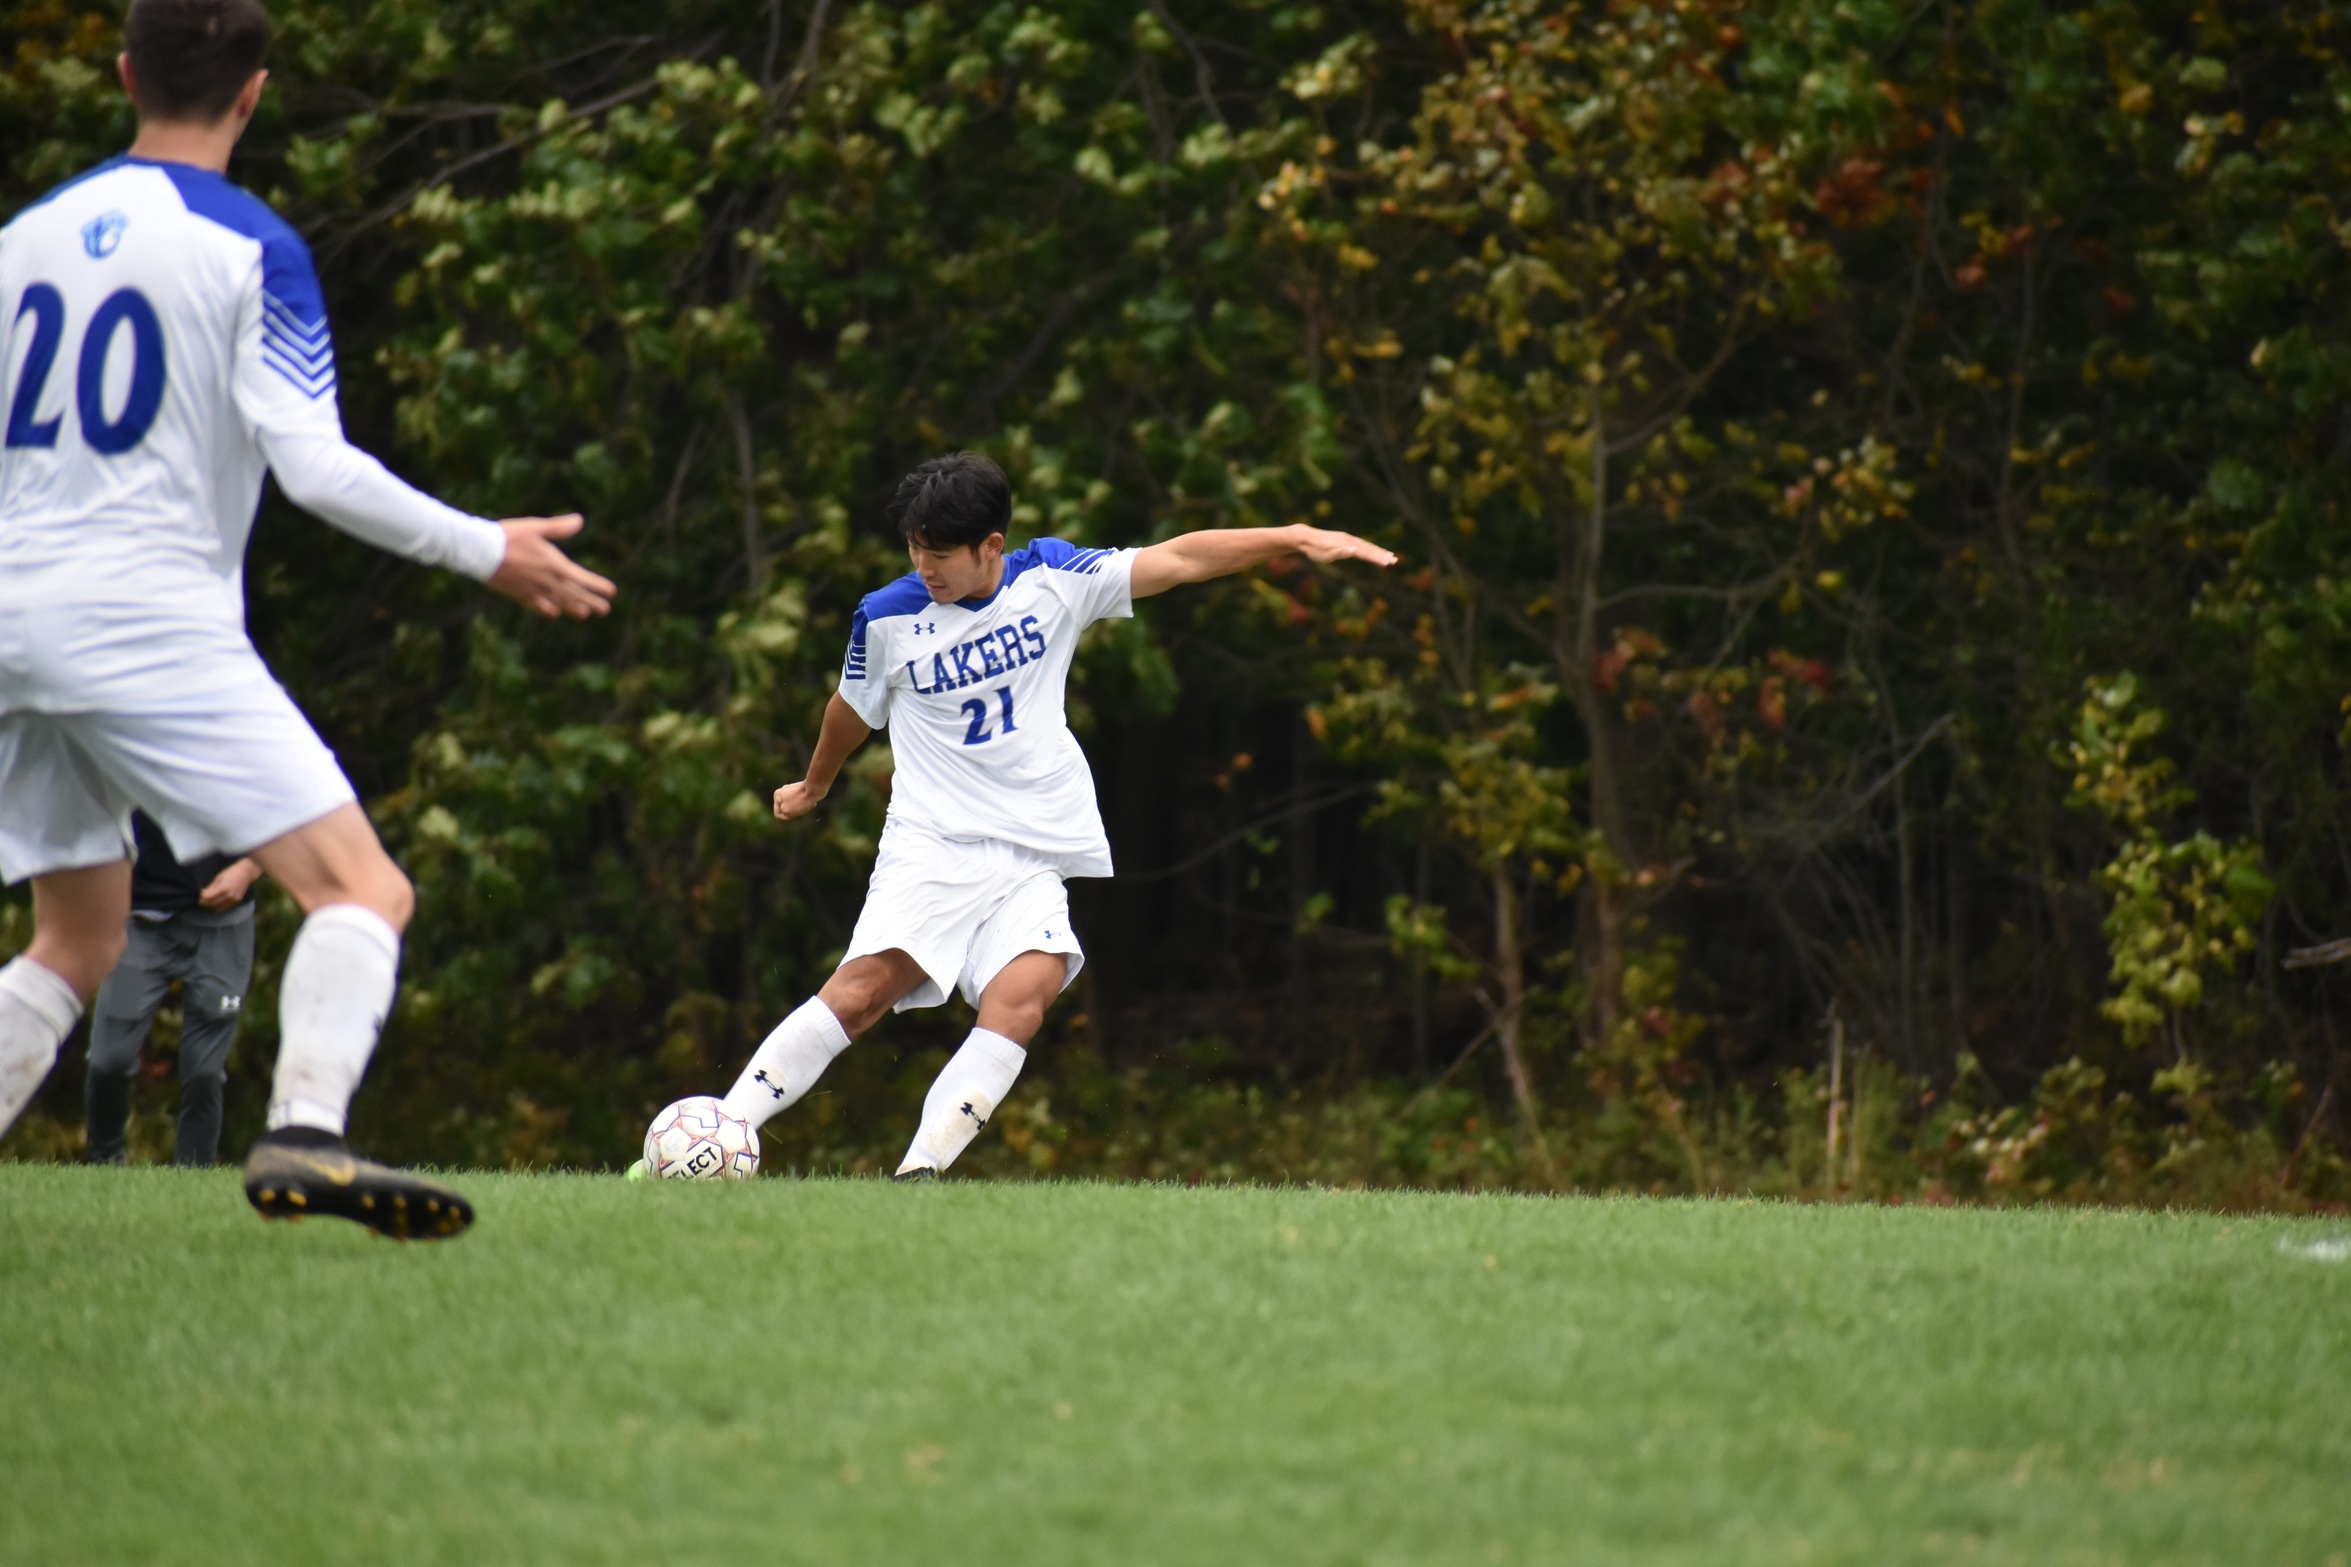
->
(820, 953, 921, 1035)
(1011, 1006, 1049, 1044)
(977, 995, 1049, 1045)
(376, 866, 416, 931)
(25, 923, 126, 1001)
(330, 863, 414, 931)
(821, 974, 889, 1036)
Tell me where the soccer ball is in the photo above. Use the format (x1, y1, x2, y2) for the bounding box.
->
(643, 1096, 760, 1180)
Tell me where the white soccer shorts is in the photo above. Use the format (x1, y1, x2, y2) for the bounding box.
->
(843, 821, 1086, 1012)
(0, 672, 357, 884)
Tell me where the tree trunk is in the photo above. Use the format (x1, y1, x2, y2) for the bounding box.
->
(1945, 820, 1968, 1070)
(1411, 824, 1432, 1076)
(1561, 382, 1631, 854)
(1492, 862, 1554, 1176)
(1289, 711, 1314, 995)
(729, 393, 766, 591)
(1559, 381, 1630, 1050)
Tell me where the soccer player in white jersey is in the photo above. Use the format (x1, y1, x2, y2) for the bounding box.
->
(0, 0, 613, 1236)
(693, 451, 1393, 1179)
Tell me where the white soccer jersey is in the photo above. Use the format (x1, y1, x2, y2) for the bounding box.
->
(838, 539, 1135, 876)
(0, 156, 505, 713)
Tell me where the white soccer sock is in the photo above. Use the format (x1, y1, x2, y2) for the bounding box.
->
(0, 956, 82, 1137)
(897, 1028, 1026, 1175)
(720, 997, 852, 1129)
(268, 905, 400, 1136)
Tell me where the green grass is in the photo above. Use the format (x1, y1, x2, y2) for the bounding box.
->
(3, 1169, 2347, 1566)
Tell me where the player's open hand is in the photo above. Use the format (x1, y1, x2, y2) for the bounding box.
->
(773, 779, 828, 823)
(1292, 526, 1399, 569)
(489, 515, 616, 619)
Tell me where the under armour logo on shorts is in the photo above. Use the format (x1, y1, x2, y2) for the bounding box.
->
(219, 995, 242, 1014)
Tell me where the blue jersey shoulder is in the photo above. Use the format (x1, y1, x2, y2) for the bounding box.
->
(860, 573, 936, 624)
(1014, 537, 1114, 577)
(143, 162, 336, 399)
(985, 538, 1112, 604)
(844, 574, 936, 683)
(146, 163, 324, 316)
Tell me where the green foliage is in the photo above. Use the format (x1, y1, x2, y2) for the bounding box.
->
(2064, 675, 2271, 1043)
(3, 0, 2348, 1201)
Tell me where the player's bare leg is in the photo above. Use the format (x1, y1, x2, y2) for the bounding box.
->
(0, 862, 130, 1137)
(819, 949, 931, 1036)
(26, 861, 133, 997)
(717, 949, 923, 1136)
(250, 802, 415, 930)
(894, 949, 1065, 1180)
(237, 803, 472, 1239)
(970, 950, 1066, 1046)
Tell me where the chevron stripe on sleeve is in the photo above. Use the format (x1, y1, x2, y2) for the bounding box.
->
(260, 291, 336, 399)
(1046, 547, 1109, 576)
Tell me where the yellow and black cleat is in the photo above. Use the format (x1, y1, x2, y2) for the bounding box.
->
(243, 1127, 475, 1240)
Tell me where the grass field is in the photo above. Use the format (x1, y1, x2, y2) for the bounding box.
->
(3, 1168, 2347, 1566)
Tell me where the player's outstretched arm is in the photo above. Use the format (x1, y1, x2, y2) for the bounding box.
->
(773, 691, 874, 823)
(1128, 523, 1398, 599)
(233, 240, 610, 618)
(486, 515, 616, 619)
(259, 427, 612, 617)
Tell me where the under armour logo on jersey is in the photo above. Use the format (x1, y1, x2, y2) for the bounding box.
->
(81, 211, 127, 259)
(911, 621, 939, 635)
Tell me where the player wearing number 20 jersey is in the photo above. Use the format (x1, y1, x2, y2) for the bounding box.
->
(0, 0, 618, 1241)
(0, 158, 502, 716)
(0, 157, 505, 878)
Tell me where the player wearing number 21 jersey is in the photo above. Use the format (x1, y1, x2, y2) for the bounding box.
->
(0, 0, 611, 1239)
(679, 451, 1396, 1183)
(838, 536, 1130, 879)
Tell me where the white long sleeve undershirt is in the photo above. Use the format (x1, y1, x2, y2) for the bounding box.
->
(259, 428, 508, 582)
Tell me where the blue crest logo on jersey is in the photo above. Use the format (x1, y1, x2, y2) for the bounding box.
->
(81, 211, 128, 259)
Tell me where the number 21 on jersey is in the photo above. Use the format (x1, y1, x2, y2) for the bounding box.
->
(6, 283, 168, 454)
(960, 687, 1019, 745)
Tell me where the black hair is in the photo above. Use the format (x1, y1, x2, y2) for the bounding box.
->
(125, 0, 271, 124)
(888, 451, 1011, 551)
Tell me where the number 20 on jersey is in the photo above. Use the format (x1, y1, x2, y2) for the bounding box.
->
(6, 284, 168, 455)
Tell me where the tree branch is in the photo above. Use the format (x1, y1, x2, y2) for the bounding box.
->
(1146, 0, 1231, 130)
(317, 58, 709, 259)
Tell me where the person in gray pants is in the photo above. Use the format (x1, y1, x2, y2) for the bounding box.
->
(86, 811, 264, 1166)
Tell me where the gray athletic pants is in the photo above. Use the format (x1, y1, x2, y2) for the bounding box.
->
(86, 910, 255, 1166)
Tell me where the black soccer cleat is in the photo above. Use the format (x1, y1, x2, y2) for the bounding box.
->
(243, 1126, 475, 1240)
(891, 1164, 939, 1183)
